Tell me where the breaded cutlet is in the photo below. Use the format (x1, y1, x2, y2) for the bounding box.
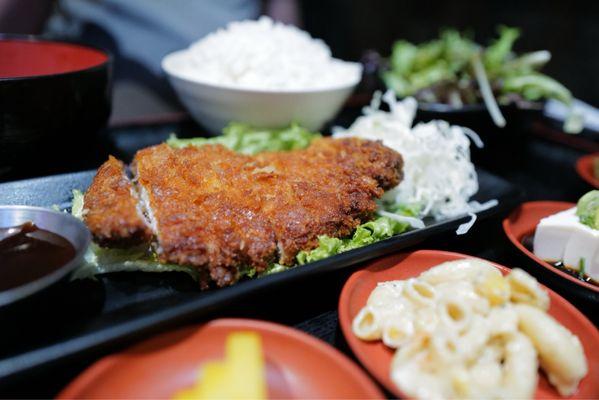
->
(133, 144, 278, 286)
(84, 138, 403, 286)
(83, 156, 152, 247)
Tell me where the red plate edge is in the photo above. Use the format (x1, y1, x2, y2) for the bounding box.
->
(338, 249, 599, 399)
(576, 154, 599, 189)
(503, 201, 599, 293)
(58, 318, 385, 399)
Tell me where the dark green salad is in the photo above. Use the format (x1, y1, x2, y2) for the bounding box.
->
(382, 26, 582, 132)
(72, 123, 417, 282)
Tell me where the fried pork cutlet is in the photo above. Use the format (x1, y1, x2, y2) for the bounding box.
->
(84, 138, 403, 286)
(83, 156, 152, 247)
(133, 144, 278, 286)
(252, 137, 403, 264)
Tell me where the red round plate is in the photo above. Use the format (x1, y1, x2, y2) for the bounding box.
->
(58, 318, 383, 399)
(338, 250, 599, 399)
(576, 153, 599, 189)
(503, 201, 598, 293)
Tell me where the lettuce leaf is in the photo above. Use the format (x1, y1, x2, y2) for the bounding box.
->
(70, 190, 201, 281)
(296, 216, 411, 265)
(382, 26, 581, 132)
(72, 243, 202, 281)
(501, 73, 572, 105)
(167, 122, 320, 154)
(483, 26, 520, 74)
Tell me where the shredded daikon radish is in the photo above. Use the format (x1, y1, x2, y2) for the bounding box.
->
(334, 91, 494, 229)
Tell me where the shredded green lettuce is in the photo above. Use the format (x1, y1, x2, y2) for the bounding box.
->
(167, 122, 320, 154)
(72, 243, 202, 281)
(383, 202, 422, 217)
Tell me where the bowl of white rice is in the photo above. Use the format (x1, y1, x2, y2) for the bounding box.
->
(162, 17, 362, 133)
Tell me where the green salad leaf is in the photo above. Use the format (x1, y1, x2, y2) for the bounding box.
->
(501, 73, 572, 104)
(383, 25, 581, 133)
(296, 216, 411, 265)
(72, 243, 202, 281)
(70, 190, 201, 281)
(167, 122, 320, 154)
(483, 26, 520, 74)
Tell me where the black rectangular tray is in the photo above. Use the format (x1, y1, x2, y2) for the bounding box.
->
(0, 168, 521, 382)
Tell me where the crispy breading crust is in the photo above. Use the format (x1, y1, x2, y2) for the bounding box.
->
(85, 138, 403, 287)
(133, 144, 278, 286)
(84, 156, 152, 247)
(252, 137, 402, 264)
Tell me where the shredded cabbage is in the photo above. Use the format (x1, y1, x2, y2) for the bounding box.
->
(334, 90, 492, 225)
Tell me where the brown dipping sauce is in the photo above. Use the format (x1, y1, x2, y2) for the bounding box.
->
(0, 222, 76, 291)
(522, 234, 597, 286)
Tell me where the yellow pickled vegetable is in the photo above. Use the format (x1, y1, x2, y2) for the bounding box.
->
(173, 332, 266, 400)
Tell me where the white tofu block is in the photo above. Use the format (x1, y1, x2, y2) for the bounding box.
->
(533, 208, 578, 262)
(563, 225, 598, 269)
(533, 207, 599, 282)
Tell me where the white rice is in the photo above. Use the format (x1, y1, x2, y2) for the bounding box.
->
(173, 16, 362, 91)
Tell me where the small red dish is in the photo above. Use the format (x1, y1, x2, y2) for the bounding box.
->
(503, 201, 598, 293)
(338, 250, 599, 399)
(576, 153, 599, 188)
(58, 318, 384, 399)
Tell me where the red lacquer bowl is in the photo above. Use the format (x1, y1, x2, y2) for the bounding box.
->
(0, 36, 111, 178)
(59, 318, 384, 399)
(503, 201, 598, 294)
(576, 153, 599, 189)
(339, 250, 599, 399)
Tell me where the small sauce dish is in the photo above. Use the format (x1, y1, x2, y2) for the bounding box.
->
(0, 206, 90, 307)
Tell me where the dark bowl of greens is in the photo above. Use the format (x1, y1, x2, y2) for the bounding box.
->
(382, 26, 581, 165)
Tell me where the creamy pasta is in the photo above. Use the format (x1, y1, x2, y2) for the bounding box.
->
(352, 259, 588, 399)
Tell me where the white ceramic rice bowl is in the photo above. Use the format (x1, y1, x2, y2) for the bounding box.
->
(162, 50, 361, 133)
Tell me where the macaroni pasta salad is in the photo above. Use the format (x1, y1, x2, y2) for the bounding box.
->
(352, 259, 588, 399)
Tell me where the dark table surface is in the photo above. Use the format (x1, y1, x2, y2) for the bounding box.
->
(1, 113, 598, 398)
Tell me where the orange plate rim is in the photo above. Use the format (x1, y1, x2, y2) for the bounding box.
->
(576, 153, 599, 188)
